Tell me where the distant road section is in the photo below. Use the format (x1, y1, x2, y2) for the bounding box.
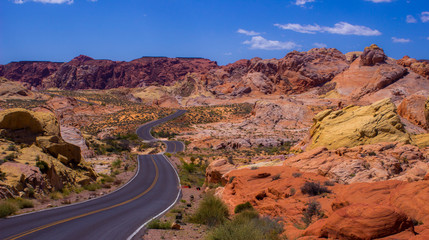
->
(0, 110, 187, 240)
(136, 109, 186, 153)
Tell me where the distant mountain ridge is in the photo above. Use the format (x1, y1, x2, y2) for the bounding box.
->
(1, 47, 428, 94)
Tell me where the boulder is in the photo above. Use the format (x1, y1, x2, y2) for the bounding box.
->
(0, 108, 59, 136)
(360, 44, 387, 66)
(398, 93, 429, 129)
(309, 98, 412, 150)
(320, 204, 414, 240)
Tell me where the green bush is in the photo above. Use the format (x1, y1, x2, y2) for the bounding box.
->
(112, 159, 122, 168)
(36, 160, 49, 174)
(11, 197, 34, 209)
(84, 182, 101, 191)
(207, 210, 284, 240)
(301, 182, 331, 196)
(190, 194, 229, 227)
(234, 202, 254, 214)
(0, 202, 17, 218)
(147, 219, 171, 229)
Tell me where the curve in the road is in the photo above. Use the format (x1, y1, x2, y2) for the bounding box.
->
(0, 110, 187, 240)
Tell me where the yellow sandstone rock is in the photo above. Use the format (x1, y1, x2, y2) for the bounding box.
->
(309, 98, 412, 150)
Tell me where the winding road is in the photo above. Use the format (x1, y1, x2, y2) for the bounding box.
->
(0, 110, 187, 240)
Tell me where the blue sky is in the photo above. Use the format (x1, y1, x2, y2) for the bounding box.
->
(1, 0, 428, 65)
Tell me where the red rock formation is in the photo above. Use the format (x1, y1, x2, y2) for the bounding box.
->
(397, 56, 429, 79)
(0, 56, 219, 89)
(205, 48, 349, 95)
(398, 93, 429, 129)
(217, 164, 429, 240)
(0, 61, 63, 87)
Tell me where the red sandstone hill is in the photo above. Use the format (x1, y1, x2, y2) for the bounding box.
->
(0, 55, 219, 90)
(1, 46, 428, 95)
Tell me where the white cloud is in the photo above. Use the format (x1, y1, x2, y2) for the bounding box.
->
(392, 37, 411, 43)
(224, 52, 232, 56)
(313, 43, 327, 48)
(294, 0, 315, 6)
(421, 12, 429, 23)
(275, 22, 381, 36)
(13, 0, 73, 3)
(274, 23, 321, 34)
(406, 15, 417, 23)
(237, 29, 261, 36)
(243, 36, 300, 50)
(365, 0, 393, 3)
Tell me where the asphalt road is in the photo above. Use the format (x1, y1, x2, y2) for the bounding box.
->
(136, 109, 187, 153)
(0, 110, 187, 240)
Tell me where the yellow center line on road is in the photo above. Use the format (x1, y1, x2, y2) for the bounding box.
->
(5, 156, 159, 240)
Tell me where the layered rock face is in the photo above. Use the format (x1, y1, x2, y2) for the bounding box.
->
(0, 108, 96, 198)
(309, 98, 412, 150)
(205, 48, 349, 95)
(0, 55, 219, 90)
(0, 61, 62, 87)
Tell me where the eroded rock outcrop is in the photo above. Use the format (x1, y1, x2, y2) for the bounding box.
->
(309, 98, 412, 150)
(397, 56, 429, 79)
(285, 142, 428, 184)
(331, 45, 429, 103)
(0, 61, 62, 87)
(398, 93, 429, 129)
(0, 108, 96, 198)
(205, 48, 349, 95)
(216, 165, 429, 240)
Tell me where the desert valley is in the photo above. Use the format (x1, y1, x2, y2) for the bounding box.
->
(0, 42, 428, 239)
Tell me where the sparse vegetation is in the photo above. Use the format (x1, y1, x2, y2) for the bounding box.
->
(147, 219, 172, 229)
(301, 182, 331, 196)
(234, 202, 254, 214)
(190, 194, 229, 227)
(0, 201, 17, 218)
(206, 209, 284, 240)
(302, 200, 323, 227)
(36, 160, 49, 174)
(0, 197, 34, 218)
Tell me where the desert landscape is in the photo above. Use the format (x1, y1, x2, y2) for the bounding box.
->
(1, 43, 428, 239)
(1, 0, 429, 239)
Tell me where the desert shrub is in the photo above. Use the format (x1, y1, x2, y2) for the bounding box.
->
(228, 176, 236, 184)
(50, 191, 63, 200)
(4, 153, 16, 162)
(301, 182, 331, 196)
(84, 182, 101, 191)
(250, 166, 258, 170)
(302, 200, 323, 227)
(112, 159, 122, 168)
(165, 152, 172, 158)
(292, 172, 302, 178)
(7, 145, 17, 151)
(190, 194, 229, 227)
(11, 197, 34, 208)
(207, 210, 284, 240)
(0, 170, 5, 181)
(36, 160, 49, 174)
(271, 174, 281, 181)
(0, 202, 17, 218)
(147, 219, 171, 229)
(234, 202, 254, 214)
(324, 181, 335, 186)
(99, 174, 115, 184)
